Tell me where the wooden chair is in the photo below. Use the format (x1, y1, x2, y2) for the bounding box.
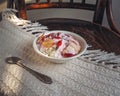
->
(7, 0, 120, 36)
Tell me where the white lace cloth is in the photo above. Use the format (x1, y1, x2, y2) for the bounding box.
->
(0, 9, 120, 96)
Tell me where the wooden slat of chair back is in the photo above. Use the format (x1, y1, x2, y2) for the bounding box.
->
(25, 1, 96, 10)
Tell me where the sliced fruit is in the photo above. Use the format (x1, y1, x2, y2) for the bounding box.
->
(42, 39, 54, 48)
(57, 40, 62, 47)
(62, 53, 75, 57)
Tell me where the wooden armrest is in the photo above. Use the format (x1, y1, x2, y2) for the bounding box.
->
(106, 0, 120, 37)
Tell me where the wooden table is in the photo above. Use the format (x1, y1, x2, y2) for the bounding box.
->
(38, 18, 120, 55)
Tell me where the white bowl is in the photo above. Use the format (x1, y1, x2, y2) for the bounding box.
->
(33, 30, 87, 63)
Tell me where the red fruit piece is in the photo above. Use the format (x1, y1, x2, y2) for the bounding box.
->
(62, 53, 75, 57)
(55, 32, 61, 39)
(55, 36, 61, 39)
(57, 32, 60, 36)
(57, 40, 62, 47)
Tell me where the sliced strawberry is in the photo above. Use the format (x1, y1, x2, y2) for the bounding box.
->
(57, 40, 62, 47)
(54, 32, 61, 39)
(55, 36, 61, 39)
(62, 53, 75, 57)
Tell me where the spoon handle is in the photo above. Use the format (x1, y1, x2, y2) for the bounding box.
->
(17, 62, 52, 84)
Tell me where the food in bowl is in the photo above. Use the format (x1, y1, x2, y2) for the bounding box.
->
(36, 32, 81, 58)
(33, 30, 87, 63)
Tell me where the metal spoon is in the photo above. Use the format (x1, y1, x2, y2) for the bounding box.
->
(5, 57, 52, 84)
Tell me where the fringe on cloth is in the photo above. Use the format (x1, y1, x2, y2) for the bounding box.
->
(1, 8, 48, 35)
(1, 8, 120, 70)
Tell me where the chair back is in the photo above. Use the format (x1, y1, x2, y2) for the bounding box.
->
(7, 0, 107, 24)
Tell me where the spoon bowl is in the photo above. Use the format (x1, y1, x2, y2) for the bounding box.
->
(5, 56, 21, 64)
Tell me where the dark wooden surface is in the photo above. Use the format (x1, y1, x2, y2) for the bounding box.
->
(37, 18, 120, 55)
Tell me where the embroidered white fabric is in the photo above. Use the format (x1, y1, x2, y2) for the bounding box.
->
(0, 9, 120, 96)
